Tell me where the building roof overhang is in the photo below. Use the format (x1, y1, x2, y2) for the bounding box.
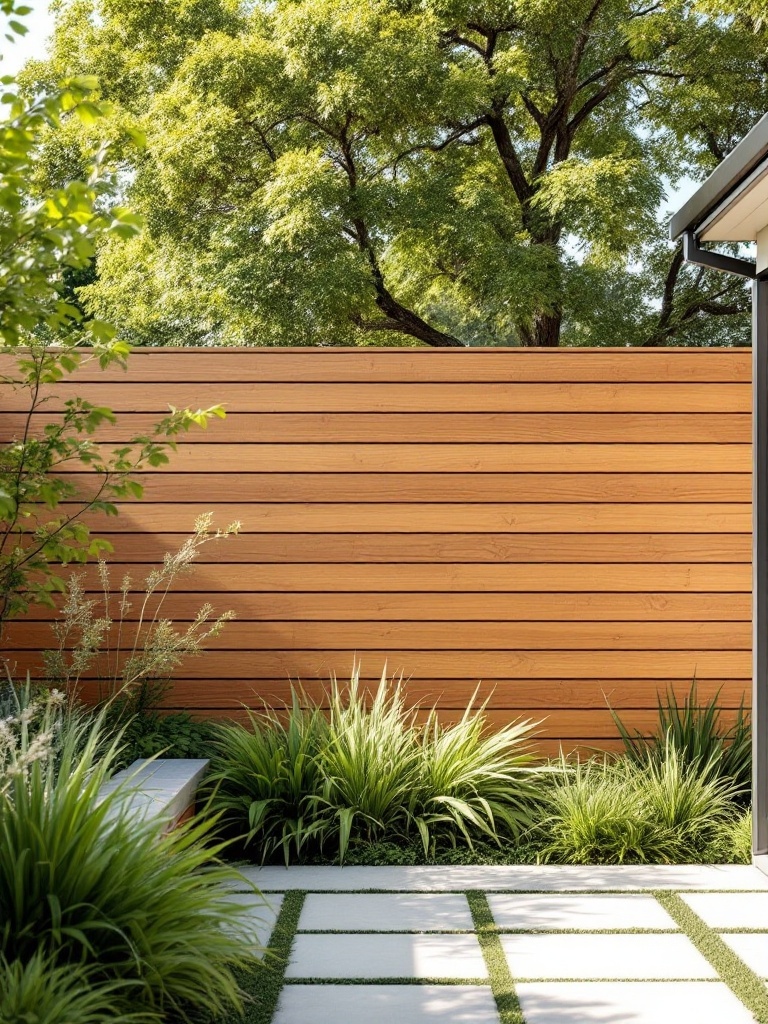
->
(670, 111, 768, 243)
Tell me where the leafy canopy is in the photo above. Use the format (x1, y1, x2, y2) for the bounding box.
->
(26, 0, 766, 346)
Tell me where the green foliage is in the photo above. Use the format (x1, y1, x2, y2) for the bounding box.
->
(209, 691, 329, 865)
(208, 665, 540, 864)
(0, 709, 260, 1022)
(0, 953, 142, 1024)
(708, 807, 753, 865)
(610, 679, 752, 802)
(0, 51, 227, 629)
(120, 709, 216, 763)
(540, 747, 738, 864)
(25, 0, 764, 348)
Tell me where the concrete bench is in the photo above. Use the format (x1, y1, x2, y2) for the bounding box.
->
(97, 757, 209, 828)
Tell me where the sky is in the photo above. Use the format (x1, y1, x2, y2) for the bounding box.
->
(0, 0, 701, 217)
(0, 1, 55, 77)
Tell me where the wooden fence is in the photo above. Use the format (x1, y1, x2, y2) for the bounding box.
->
(1, 347, 752, 754)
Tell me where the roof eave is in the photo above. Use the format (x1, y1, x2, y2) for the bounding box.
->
(669, 110, 768, 240)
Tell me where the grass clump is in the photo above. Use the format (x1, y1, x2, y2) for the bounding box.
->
(540, 742, 738, 864)
(208, 691, 329, 864)
(611, 679, 751, 801)
(208, 664, 540, 864)
(0, 692, 262, 1023)
(0, 953, 142, 1024)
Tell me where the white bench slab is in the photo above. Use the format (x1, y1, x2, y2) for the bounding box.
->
(97, 758, 209, 826)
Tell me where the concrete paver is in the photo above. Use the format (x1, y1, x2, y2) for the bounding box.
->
(488, 894, 677, 931)
(241, 863, 768, 892)
(719, 932, 768, 977)
(286, 933, 488, 979)
(298, 893, 474, 931)
(500, 933, 718, 980)
(681, 891, 768, 929)
(273, 984, 500, 1023)
(221, 892, 283, 950)
(515, 981, 758, 1023)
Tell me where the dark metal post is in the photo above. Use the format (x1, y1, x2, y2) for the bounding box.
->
(754, 273, 768, 858)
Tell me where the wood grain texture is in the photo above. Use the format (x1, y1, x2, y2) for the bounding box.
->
(0, 382, 752, 413)
(0, 348, 747, 383)
(70, 502, 751, 532)
(69, 678, 748, 709)
(55, 472, 753, 503)
(5, 649, 749, 678)
(42, 561, 752, 591)
(46, 532, 753, 564)
(0, 412, 752, 443)
(1, 348, 751, 746)
(6, 620, 750, 650)
(17, 593, 751, 621)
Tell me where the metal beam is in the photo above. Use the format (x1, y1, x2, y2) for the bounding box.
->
(754, 273, 768, 858)
(682, 231, 756, 279)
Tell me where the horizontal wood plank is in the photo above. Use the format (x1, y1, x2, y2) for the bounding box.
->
(6, 649, 750, 678)
(0, 412, 752, 443)
(20, 592, 750, 621)
(1, 348, 747, 383)
(45, 562, 752, 592)
(77, 532, 754, 564)
(69, 503, 751, 533)
(0, 382, 752, 413)
(6, 620, 749, 651)
(58, 472, 752, 503)
(109, 677, 748, 710)
(56, 443, 751, 473)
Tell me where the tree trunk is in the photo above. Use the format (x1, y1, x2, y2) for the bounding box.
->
(519, 308, 562, 347)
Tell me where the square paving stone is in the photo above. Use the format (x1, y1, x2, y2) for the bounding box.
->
(515, 981, 756, 1023)
(273, 984, 499, 1023)
(681, 892, 768, 930)
(719, 932, 768, 977)
(220, 892, 283, 950)
(500, 933, 717, 979)
(286, 933, 488, 979)
(299, 893, 474, 932)
(488, 894, 676, 931)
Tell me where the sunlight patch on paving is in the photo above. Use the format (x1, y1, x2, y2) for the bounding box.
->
(500, 933, 717, 980)
(488, 894, 677, 931)
(515, 981, 757, 1023)
(298, 893, 474, 931)
(286, 933, 488, 979)
(273, 984, 500, 1024)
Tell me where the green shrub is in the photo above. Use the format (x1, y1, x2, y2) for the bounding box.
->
(0, 954, 141, 1024)
(314, 669, 423, 859)
(540, 747, 738, 864)
(120, 709, 216, 764)
(610, 679, 751, 800)
(0, 707, 261, 1022)
(540, 757, 663, 864)
(208, 664, 541, 864)
(411, 698, 539, 855)
(208, 690, 329, 864)
(708, 807, 753, 864)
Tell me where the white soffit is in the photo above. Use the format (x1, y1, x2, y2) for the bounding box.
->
(699, 162, 768, 242)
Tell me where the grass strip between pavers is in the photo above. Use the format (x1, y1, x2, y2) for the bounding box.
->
(234, 890, 305, 1024)
(467, 891, 525, 1024)
(656, 891, 768, 1024)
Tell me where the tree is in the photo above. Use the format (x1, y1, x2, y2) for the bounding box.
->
(0, 14, 224, 632)
(26, 0, 765, 347)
